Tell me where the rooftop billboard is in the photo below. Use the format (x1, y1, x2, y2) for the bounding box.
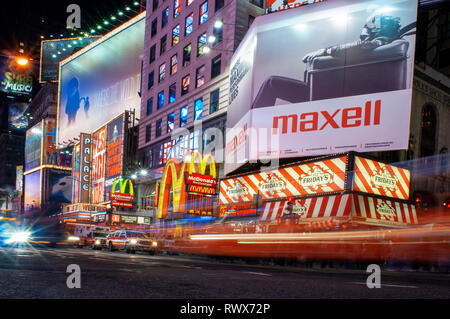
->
(57, 13, 145, 146)
(39, 37, 100, 83)
(225, 0, 418, 175)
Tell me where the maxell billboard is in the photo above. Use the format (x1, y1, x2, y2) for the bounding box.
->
(225, 0, 418, 175)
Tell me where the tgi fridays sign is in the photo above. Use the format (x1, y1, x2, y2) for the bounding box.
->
(79, 133, 92, 203)
(353, 156, 410, 201)
(219, 156, 347, 204)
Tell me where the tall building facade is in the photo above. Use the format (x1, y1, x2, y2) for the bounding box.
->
(135, 0, 265, 218)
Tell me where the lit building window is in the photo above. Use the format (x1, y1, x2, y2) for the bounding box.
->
(159, 63, 166, 83)
(167, 112, 175, 133)
(194, 98, 203, 120)
(169, 83, 176, 103)
(172, 25, 180, 46)
(174, 0, 181, 18)
(182, 74, 190, 95)
(157, 91, 165, 109)
(197, 32, 207, 56)
(183, 43, 191, 66)
(199, 1, 208, 25)
(185, 13, 194, 36)
(162, 7, 169, 28)
(180, 105, 188, 127)
(196, 65, 205, 88)
(170, 54, 178, 75)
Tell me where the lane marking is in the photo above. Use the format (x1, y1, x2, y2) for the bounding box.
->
(349, 282, 418, 288)
(242, 271, 272, 277)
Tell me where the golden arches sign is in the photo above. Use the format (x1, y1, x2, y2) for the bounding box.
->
(157, 152, 217, 219)
(111, 178, 134, 196)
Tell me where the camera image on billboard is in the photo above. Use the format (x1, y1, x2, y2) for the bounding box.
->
(225, 0, 418, 175)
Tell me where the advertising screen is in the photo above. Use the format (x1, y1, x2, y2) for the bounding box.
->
(8, 102, 29, 130)
(0, 70, 33, 95)
(25, 122, 42, 171)
(352, 156, 410, 200)
(16, 166, 23, 192)
(105, 114, 125, 199)
(43, 118, 72, 167)
(24, 170, 41, 215)
(219, 156, 347, 205)
(266, 0, 327, 13)
(39, 37, 100, 83)
(92, 127, 107, 204)
(43, 169, 72, 210)
(57, 13, 145, 146)
(225, 0, 418, 175)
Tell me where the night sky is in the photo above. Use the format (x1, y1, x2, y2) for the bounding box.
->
(0, 0, 144, 61)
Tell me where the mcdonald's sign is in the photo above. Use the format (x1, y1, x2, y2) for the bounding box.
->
(158, 152, 217, 219)
(111, 178, 135, 206)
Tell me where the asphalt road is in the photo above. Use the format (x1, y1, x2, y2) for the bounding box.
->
(0, 246, 449, 299)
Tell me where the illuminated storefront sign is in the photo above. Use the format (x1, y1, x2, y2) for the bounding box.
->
(92, 127, 107, 203)
(186, 185, 216, 195)
(185, 173, 217, 188)
(105, 114, 125, 199)
(352, 156, 411, 200)
(79, 133, 92, 203)
(220, 156, 347, 205)
(0, 71, 32, 95)
(111, 178, 134, 208)
(72, 144, 80, 203)
(158, 152, 217, 219)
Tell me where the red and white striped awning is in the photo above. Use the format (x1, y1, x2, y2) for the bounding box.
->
(261, 194, 418, 225)
(352, 194, 417, 224)
(261, 194, 352, 221)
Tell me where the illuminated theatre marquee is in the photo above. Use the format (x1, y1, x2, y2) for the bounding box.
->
(158, 152, 217, 219)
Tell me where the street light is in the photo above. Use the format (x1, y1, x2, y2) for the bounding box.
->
(16, 58, 29, 66)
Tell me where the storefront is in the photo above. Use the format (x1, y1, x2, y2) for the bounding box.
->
(219, 152, 417, 229)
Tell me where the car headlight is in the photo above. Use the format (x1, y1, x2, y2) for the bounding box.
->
(6, 231, 31, 244)
(68, 236, 80, 241)
(152, 241, 158, 247)
(130, 239, 137, 245)
(95, 239, 101, 245)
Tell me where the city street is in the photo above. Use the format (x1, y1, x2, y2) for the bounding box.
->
(0, 246, 449, 299)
